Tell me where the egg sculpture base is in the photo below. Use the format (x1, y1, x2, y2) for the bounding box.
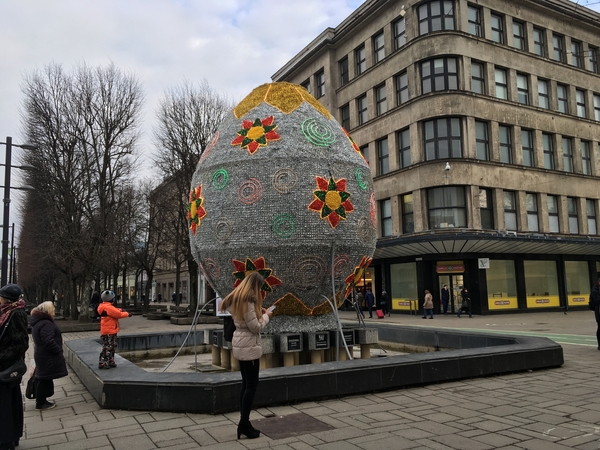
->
(188, 82, 376, 334)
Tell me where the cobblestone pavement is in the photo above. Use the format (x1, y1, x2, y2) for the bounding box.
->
(16, 309, 600, 450)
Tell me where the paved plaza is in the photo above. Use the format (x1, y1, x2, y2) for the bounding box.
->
(16, 309, 600, 449)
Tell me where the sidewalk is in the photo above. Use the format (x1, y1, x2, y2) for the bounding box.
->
(17, 310, 600, 449)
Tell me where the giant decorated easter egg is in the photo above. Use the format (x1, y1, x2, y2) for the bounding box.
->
(189, 82, 376, 333)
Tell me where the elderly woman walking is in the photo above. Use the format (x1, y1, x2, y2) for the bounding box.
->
(30, 301, 68, 411)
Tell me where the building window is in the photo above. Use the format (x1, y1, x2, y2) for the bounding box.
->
(479, 188, 494, 229)
(397, 128, 411, 168)
(513, 20, 526, 50)
(340, 104, 350, 130)
(590, 46, 599, 74)
(402, 193, 414, 233)
(538, 79, 549, 109)
(547, 195, 560, 233)
(504, 191, 517, 231)
(418, 0, 455, 36)
(542, 133, 554, 170)
(393, 17, 406, 50)
(423, 117, 462, 160)
(421, 57, 458, 94)
(521, 129, 534, 167)
(526, 193, 539, 232)
(499, 125, 512, 164)
(375, 84, 387, 116)
(475, 120, 489, 160)
(495, 68, 508, 99)
(468, 4, 482, 37)
(427, 186, 466, 229)
(355, 45, 366, 76)
(594, 94, 600, 121)
(471, 61, 485, 94)
(524, 260, 559, 300)
(562, 137, 573, 172)
(339, 57, 349, 86)
(360, 144, 369, 164)
(581, 140, 591, 175)
(567, 197, 578, 234)
(377, 137, 389, 175)
(571, 40, 583, 68)
(357, 94, 368, 125)
(301, 79, 311, 94)
(533, 27, 546, 57)
(587, 199, 597, 235)
(516, 73, 529, 105)
(557, 84, 568, 113)
(395, 71, 409, 105)
(380, 198, 392, 237)
(373, 31, 385, 64)
(552, 34, 565, 62)
(315, 70, 325, 98)
(576, 89, 586, 118)
(490, 13, 504, 44)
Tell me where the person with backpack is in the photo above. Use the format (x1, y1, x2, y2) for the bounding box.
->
(591, 279, 600, 350)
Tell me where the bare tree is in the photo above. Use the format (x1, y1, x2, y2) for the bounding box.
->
(19, 62, 143, 319)
(153, 80, 232, 311)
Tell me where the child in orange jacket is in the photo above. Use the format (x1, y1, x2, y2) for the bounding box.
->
(97, 290, 131, 369)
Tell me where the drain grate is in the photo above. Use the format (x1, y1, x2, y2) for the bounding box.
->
(253, 412, 334, 440)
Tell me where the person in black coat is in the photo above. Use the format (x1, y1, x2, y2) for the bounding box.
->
(30, 301, 68, 411)
(0, 284, 28, 450)
(457, 287, 472, 318)
(441, 285, 450, 315)
(591, 278, 600, 349)
(90, 291, 101, 320)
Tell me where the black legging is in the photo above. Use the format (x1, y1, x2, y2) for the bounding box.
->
(239, 359, 260, 424)
(35, 379, 54, 407)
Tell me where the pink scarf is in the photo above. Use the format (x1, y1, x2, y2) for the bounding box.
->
(0, 299, 26, 328)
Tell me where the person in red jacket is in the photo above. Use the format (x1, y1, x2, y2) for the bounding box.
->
(97, 290, 131, 369)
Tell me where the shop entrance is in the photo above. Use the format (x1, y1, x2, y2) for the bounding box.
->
(438, 274, 464, 314)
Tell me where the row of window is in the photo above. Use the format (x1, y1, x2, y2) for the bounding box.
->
(339, 56, 600, 132)
(379, 187, 599, 237)
(371, 118, 600, 177)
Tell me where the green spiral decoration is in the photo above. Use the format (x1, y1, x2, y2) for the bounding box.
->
(211, 168, 229, 190)
(272, 213, 297, 238)
(301, 118, 336, 147)
(355, 167, 368, 190)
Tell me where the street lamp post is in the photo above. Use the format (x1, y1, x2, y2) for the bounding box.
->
(0, 137, 36, 287)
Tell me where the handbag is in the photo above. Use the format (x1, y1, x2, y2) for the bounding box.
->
(0, 310, 28, 383)
(25, 370, 37, 399)
(461, 300, 469, 309)
(223, 316, 236, 342)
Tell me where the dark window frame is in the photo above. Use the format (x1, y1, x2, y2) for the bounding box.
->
(471, 61, 485, 94)
(590, 46, 599, 74)
(301, 79, 311, 94)
(562, 137, 573, 173)
(315, 69, 325, 98)
(521, 129, 534, 167)
(373, 30, 385, 64)
(339, 57, 349, 86)
(504, 191, 517, 231)
(395, 71, 409, 105)
(467, 4, 482, 37)
(402, 193, 414, 234)
(499, 125, 513, 164)
(533, 27, 546, 57)
(512, 20, 526, 50)
(393, 17, 407, 50)
(377, 136, 390, 175)
(418, 0, 455, 36)
(397, 127, 411, 168)
(475, 120, 490, 160)
(427, 186, 467, 229)
(538, 78, 549, 109)
(542, 133, 555, 170)
(355, 45, 366, 76)
(571, 40, 583, 68)
(421, 57, 458, 94)
(479, 188, 494, 229)
(375, 83, 387, 116)
(567, 197, 578, 234)
(526, 192, 539, 232)
(581, 140, 591, 175)
(423, 117, 463, 160)
(553, 33, 565, 63)
(340, 103, 350, 131)
(516, 73, 529, 105)
(495, 67, 508, 100)
(557, 84, 568, 114)
(490, 12, 505, 44)
(380, 198, 393, 237)
(576, 89, 586, 118)
(548, 195, 560, 233)
(587, 199, 597, 235)
(594, 94, 600, 121)
(357, 94, 368, 125)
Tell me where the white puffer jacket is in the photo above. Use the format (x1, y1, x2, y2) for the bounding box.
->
(232, 301, 270, 361)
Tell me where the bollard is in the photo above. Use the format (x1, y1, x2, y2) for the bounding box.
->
(279, 334, 303, 367)
(355, 328, 379, 359)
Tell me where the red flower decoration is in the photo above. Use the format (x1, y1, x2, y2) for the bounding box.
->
(231, 116, 280, 155)
(343, 128, 368, 164)
(232, 257, 282, 299)
(308, 176, 354, 228)
(344, 256, 373, 297)
(187, 185, 207, 235)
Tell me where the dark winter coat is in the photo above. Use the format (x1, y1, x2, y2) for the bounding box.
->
(30, 310, 68, 380)
(0, 308, 28, 372)
(592, 283, 600, 322)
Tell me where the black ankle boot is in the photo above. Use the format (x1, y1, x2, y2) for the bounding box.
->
(237, 421, 260, 439)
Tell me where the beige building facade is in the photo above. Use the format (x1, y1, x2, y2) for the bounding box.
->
(273, 0, 600, 314)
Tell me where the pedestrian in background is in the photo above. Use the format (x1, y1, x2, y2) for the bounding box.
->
(355, 290, 365, 317)
(365, 287, 375, 318)
(441, 285, 450, 315)
(591, 278, 600, 349)
(90, 291, 101, 320)
(422, 289, 434, 319)
(457, 287, 472, 318)
(380, 291, 389, 317)
(30, 301, 68, 411)
(220, 272, 273, 440)
(0, 284, 28, 450)
(97, 290, 131, 369)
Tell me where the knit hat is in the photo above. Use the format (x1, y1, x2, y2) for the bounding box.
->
(0, 284, 22, 302)
(101, 290, 115, 302)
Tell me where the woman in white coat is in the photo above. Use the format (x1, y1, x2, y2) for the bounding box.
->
(220, 272, 273, 439)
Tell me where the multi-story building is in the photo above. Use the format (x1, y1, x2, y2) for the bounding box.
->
(272, 0, 600, 315)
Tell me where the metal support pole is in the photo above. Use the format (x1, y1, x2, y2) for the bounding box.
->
(9, 223, 14, 284)
(1, 137, 12, 287)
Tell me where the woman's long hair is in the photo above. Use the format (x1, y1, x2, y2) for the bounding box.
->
(220, 272, 265, 321)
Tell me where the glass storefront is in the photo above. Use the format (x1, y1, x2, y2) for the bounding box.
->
(565, 261, 590, 307)
(486, 260, 518, 310)
(524, 260, 560, 307)
(390, 262, 418, 311)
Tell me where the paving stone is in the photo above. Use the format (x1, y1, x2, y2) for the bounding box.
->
(47, 436, 112, 450)
(140, 416, 196, 433)
(147, 428, 188, 443)
(111, 434, 157, 450)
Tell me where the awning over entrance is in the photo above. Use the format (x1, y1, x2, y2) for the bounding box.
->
(374, 231, 600, 259)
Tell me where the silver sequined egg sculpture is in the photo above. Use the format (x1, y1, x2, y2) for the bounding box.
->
(189, 82, 376, 333)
